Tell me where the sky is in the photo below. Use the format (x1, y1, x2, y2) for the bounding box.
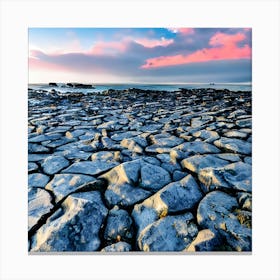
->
(29, 28, 252, 84)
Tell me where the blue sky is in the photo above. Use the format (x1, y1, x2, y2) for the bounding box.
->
(29, 28, 252, 84)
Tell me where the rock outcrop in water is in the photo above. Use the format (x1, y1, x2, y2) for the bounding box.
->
(28, 87, 252, 252)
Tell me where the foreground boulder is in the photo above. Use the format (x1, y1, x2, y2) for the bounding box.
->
(132, 175, 203, 237)
(198, 162, 252, 193)
(31, 191, 108, 252)
(197, 191, 251, 251)
(137, 212, 198, 251)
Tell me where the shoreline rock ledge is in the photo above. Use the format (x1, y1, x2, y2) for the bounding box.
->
(28, 87, 252, 252)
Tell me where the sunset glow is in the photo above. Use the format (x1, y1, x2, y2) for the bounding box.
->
(29, 28, 252, 83)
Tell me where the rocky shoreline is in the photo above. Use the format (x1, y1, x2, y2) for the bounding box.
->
(28, 87, 252, 252)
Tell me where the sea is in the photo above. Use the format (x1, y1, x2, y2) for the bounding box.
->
(28, 83, 252, 95)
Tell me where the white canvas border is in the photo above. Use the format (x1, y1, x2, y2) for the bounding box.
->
(0, 0, 280, 279)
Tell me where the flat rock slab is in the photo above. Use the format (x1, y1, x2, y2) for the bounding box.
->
(192, 130, 220, 143)
(198, 161, 252, 193)
(105, 183, 152, 208)
(28, 188, 53, 230)
(214, 137, 251, 155)
(31, 191, 108, 252)
(175, 141, 221, 155)
(62, 160, 118, 176)
(45, 173, 96, 202)
(137, 212, 198, 251)
(140, 162, 171, 192)
(181, 155, 229, 173)
(197, 191, 251, 251)
(160, 175, 203, 213)
(111, 131, 141, 141)
(41, 155, 70, 175)
(150, 133, 184, 147)
(28, 173, 50, 188)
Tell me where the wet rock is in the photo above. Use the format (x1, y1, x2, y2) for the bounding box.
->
(45, 173, 96, 202)
(140, 162, 171, 192)
(198, 162, 252, 193)
(31, 191, 108, 252)
(181, 155, 229, 173)
(101, 242, 132, 252)
(137, 212, 198, 251)
(104, 207, 134, 242)
(197, 191, 251, 251)
(28, 187, 53, 230)
(28, 173, 50, 188)
(41, 155, 70, 175)
(214, 137, 251, 155)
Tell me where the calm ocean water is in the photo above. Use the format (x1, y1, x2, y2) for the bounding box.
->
(28, 83, 252, 94)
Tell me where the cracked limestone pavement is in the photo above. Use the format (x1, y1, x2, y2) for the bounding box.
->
(28, 87, 252, 252)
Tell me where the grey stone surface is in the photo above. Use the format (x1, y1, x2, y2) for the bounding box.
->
(104, 207, 134, 242)
(28, 173, 50, 188)
(101, 242, 132, 252)
(31, 191, 108, 252)
(160, 175, 203, 213)
(62, 160, 117, 176)
(198, 162, 252, 193)
(192, 129, 220, 143)
(28, 162, 39, 173)
(214, 137, 251, 155)
(140, 162, 171, 192)
(175, 141, 221, 155)
(150, 133, 184, 147)
(197, 191, 251, 251)
(41, 155, 70, 175)
(28, 187, 53, 230)
(45, 173, 96, 202)
(184, 229, 221, 251)
(181, 155, 229, 173)
(137, 212, 198, 251)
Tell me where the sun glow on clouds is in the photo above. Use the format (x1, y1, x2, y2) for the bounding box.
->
(28, 28, 252, 83)
(141, 31, 251, 69)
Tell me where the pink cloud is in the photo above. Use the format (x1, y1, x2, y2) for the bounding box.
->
(29, 57, 70, 72)
(88, 40, 128, 55)
(209, 32, 246, 47)
(134, 37, 174, 48)
(141, 31, 251, 69)
(168, 28, 194, 35)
